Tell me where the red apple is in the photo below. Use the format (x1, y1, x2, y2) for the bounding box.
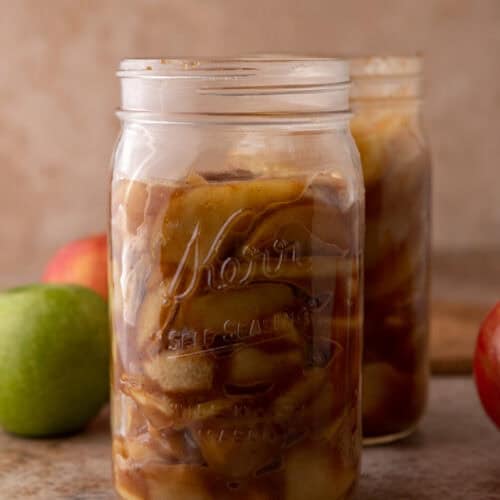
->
(474, 302, 500, 428)
(42, 234, 108, 300)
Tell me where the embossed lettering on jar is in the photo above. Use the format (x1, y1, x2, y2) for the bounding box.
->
(350, 57, 431, 444)
(110, 56, 364, 499)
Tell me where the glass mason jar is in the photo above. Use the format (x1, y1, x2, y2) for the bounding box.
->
(349, 57, 431, 444)
(110, 56, 364, 500)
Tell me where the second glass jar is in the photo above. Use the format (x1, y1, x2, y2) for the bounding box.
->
(350, 56, 431, 444)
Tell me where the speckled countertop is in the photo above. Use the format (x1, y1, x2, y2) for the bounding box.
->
(0, 377, 498, 499)
(358, 377, 500, 500)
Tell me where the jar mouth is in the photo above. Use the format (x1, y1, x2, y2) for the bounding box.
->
(118, 55, 349, 84)
(349, 56, 422, 78)
(349, 55, 422, 102)
(117, 55, 351, 121)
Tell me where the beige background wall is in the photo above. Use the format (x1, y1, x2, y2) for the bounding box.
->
(1, 0, 499, 288)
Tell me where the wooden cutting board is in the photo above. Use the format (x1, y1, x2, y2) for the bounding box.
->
(430, 300, 490, 374)
(430, 249, 499, 374)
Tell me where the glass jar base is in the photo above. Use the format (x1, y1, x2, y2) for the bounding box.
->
(362, 424, 417, 446)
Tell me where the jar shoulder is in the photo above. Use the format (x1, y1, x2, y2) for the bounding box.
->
(112, 124, 363, 196)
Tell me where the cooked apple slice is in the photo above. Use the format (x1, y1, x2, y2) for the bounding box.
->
(161, 177, 306, 269)
(119, 233, 155, 327)
(113, 178, 175, 235)
(136, 287, 165, 349)
(115, 427, 202, 471)
(244, 256, 359, 303)
(228, 346, 302, 386)
(362, 362, 426, 436)
(119, 179, 149, 234)
(147, 426, 205, 466)
(145, 270, 163, 293)
(113, 436, 127, 461)
(147, 464, 213, 500)
(118, 434, 167, 465)
(303, 173, 352, 209)
(123, 381, 181, 428)
(351, 110, 417, 187)
(114, 459, 145, 500)
(284, 443, 356, 500)
(251, 255, 349, 281)
(175, 283, 296, 334)
(115, 487, 141, 500)
(124, 379, 235, 429)
(272, 367, 327, 423)
(136, 283, 178, 349)
(224, 153, 275, 177)
(121, 463, 213, 500)
(243, 202, 350, 257)
(268, 312, 302, 347)
(145, 182, 173, 217)
(315, 408, 347, 443)
(144, 350, 214, 393)
(304, 381, 345, 432)
(193, 423, 279, 478)
(365, 240, 424, 300)
(112, 393, 145, 437)
(310, 313, 363, 346)
(364, 175, 428, 273)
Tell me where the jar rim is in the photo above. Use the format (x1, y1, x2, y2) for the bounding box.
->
(349, 55, 422, 78)
(118, 55, 350, 85)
